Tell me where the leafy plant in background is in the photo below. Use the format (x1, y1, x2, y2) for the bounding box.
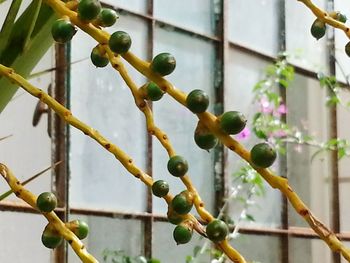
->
(1, 0, 350, 263)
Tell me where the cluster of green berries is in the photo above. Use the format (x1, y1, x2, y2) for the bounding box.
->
(36, 192, 89, 248)
(310, 11, 350, 57)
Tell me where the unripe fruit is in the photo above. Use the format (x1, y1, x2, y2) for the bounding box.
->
(173, 224, 192, 244)
(145, 82, 164, 101)
(150, 53, 176, 76)
(90, 46, 109, 67)
(186, 89, 209, 113)
(194, 122, 218, 150)
(51, 19, 77, 44)
(167, 155, 188, 177)
(97, 8, 118, 27)
(152, 180, 169, 197)
(66, 219, 89, 240)
(345, 42, 350, 57)
(77, 0, 101, 21)
(109, 31, 132, 54)
(250, 142, 277, 168)
(167, 209, 183, 225)
(206, 219, 229, 242)
(310, 19, 326, 40)
(219, 111, 247, 135)
(41, 226, 63, 249)
(330, 11, 347, 23)
(36, 192, 57, 212)
(171, 191, 193, 215)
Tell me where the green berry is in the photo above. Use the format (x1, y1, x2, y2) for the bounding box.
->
(330, 11, 347, 23)
(173, 224, 192, 245)
(150, 53, 176, 76)
(219, 111, 247, 135)
(171, 191, 193, 215)
(90, 46, 109, 67)
(36, 192, 57, 212)
(41, 226, 63, 249)
(206, 219, 229, 242)
(67, 220, 89, 240)
(167, 209, 183, 225)
(186, 89, 209, 113)
(194, 122, 218, 150)
(167, 155, 188, 177)
(51, 19, 77, 44)
(345, 42, 350, 57)
(77, 0, 101, 21)
(310, 19, 326, 40)
(152, 180, 169, 197)
(145, 82, 164, 101)
(109, 31, 132, 54)
(250, 142, 277, 168)
(98, 8, 118, 27)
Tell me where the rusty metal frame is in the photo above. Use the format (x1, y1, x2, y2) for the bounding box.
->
(0, 2, 347, 262)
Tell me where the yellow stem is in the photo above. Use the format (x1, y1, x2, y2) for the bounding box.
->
(0, 64, 248, 261)
(105, 48, 213, 223)
(16, 0, 350, 260)
(298, 0, 350, 38)
(0, 164, 98, 263)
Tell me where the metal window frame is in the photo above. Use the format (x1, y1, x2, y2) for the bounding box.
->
(0, 1, 347, 262)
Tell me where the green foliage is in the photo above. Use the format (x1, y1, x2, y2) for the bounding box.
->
(0, 3, 56, 112)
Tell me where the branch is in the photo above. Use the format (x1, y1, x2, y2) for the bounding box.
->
(0, 163, 98, 263)
(298, 0, 350, 39)
(0, 64, 245, 263)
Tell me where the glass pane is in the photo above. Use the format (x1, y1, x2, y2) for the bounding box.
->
(152, 27, 216, 215)
(286, 0, 329, 72)
(232, 234, 281, 262)
(105, 0, 147, 14)
(287, 74, 331, 227)
(0, 50, 52, 201)
(0, 212, 50, 262)
(226, 48, 282, 228)
(228, 0, 280, 56)
(289, 238, 332, 263)
(154, 0, 214, 36)
(69, 14, 148, 212)
(153, 221, 210, 262)
(338, 89, 350, 232)
(334, 0, 350, 83)
(68, 216, 143, 262)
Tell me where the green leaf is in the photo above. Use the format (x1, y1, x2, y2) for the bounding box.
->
(0, 4, 57, 112)
(23, 0, 43, 51)
(0, 0, 23, 54)
(245, 214, 255, 222)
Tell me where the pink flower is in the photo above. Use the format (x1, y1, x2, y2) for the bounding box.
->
(259, 98, 273, 113)
(272, 130, 288, 138)
(277, 104, 287, 114)
(236, 127, 251, 140)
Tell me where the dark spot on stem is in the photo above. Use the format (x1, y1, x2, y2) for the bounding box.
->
(135, 173, 141, 178)
(81, 245, 85, 249)
(105, 143, 111, 149)
(163, 135, 167, 140)
(16, 181, 20, 185)
(68, 240, 73, 244)
(229, 145, 236, 151)
(138, 102, 146, 108)
(128, 159, 133, 164)
(199, 203, 204, 207)
(299, 209, 309, 216)
(161, 86, 167, 92)
(15, 191, 20, 196)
